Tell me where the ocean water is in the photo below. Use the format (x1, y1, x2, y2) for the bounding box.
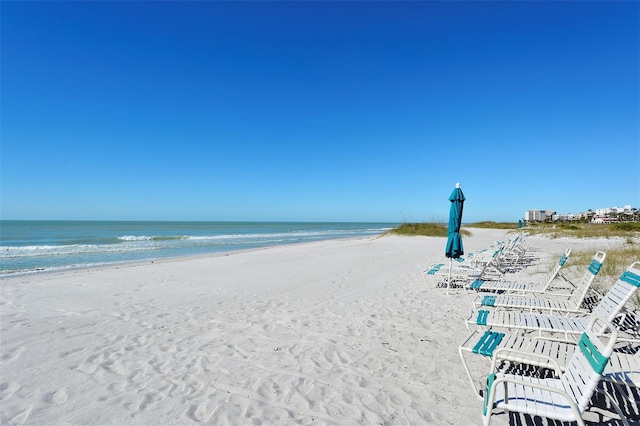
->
(0, 220, 396, 276)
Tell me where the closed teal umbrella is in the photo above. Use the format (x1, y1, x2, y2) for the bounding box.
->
(445, 183, 465, 293)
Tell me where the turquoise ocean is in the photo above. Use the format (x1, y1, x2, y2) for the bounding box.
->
(0, 221, 396, 276)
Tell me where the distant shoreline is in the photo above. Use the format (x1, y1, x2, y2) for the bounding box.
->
(0, 221, 397, 276)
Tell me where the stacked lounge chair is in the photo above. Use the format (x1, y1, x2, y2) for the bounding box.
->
(468, 251, 605, 314)
(460, 261, 640, 425)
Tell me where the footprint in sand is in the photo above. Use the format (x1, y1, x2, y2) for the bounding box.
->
(107, 381, 127, 393)
(45, 388, 68, 405)
(7, 406, 32, 425)
(58, 347, 85, 358)
(139, 393, 155, 411)
(188, 401, 214, 422)
(75, 353, 105, 374)
(0, 381, 21, 401)
(103, 359, 130, 375)
(1, 346, 25, 363)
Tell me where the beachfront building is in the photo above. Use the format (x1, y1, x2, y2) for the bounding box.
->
(552, 213, 578, 221)
(595, 205, 633, 216)
(574, 212, 593, 221)
(592, 216, 619, 224)
(524, 210, 556, 222)
(528, 204, 637, 223)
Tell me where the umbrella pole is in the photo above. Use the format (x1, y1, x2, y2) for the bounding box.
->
(447, 258, 452, 295)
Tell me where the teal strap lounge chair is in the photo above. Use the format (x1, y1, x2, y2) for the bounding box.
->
(482, 316, 622, 425)
(466, 248, 571, 294)
(459, 312, 640, 400)
(465, 261, 640, 341)
(423, 246, 505, 288)
(469, 251, 605, 314)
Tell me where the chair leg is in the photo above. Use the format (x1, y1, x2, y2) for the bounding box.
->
(596, 387, 632, 426)
(458, 334, 485, 400)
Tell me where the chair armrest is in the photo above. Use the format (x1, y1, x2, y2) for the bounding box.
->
(487, 375, 579, 413)
(491, 347, 563, 375)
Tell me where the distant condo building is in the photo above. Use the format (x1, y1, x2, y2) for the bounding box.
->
(524, 209, 556, 222)
(594, 205, 633, 216)
(525, 204, 637, 223)
(553, 213, 579, 221)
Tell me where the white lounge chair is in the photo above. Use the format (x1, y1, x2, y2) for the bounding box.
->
(465, 261, 640, 341)
(425, 235, 544, 291)
(482, 316, 622, 425)
(491, 232, 537, 271)
(423, 245, 504, 288)
(466, 248, 572, 294)
(469, 251, 605, 314)
(459, 312, 640, 399)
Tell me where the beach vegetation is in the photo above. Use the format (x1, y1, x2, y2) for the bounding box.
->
(570, 245, 640, 307)
(465, 221, 519, 229)
(522, 222, 640, 239)
(388, 221, 640, 242)
(387, 223, 472, 237)
(612, 222, 640, 232)
(388, 221, 519, 236)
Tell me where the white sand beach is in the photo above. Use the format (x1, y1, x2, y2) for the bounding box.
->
(0, 229, 632, 425)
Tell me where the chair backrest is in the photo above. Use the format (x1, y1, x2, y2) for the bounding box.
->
(560, 316, 617, 413)
(557, 248, 571, 268)
(591, 261, 640, 322)
(567, 251, 605, 307)
(543, 248, 572, 288)
(475, 247, 506, 279)
(501, 234, 524, 256)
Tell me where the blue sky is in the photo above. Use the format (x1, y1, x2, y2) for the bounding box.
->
(2, 1, 638, 223)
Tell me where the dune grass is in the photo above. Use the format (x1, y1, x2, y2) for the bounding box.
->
(465, 221, 520, 229)
(523, 221, 640, 239)
(387, 223, 472, 237)
(387, 220, 525, 236)
(569, 244, 640, 307)
(389, 221, 640, 241)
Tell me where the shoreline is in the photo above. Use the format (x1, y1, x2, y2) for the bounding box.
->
(0, 221, 396, 278)
(0, 235, 383, 280)
(1, 229, 630, 425)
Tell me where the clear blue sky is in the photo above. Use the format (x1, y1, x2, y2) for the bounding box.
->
(2, 1, 638, 223)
